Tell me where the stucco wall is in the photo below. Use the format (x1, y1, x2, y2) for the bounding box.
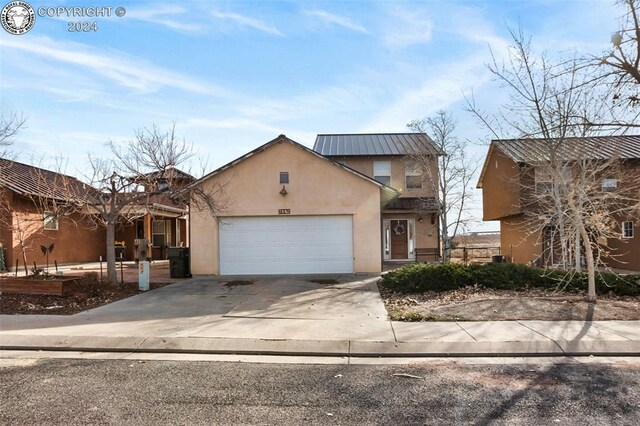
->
(500, 214, 541, 264)
(481, 147, 521, 221)
(190, 140, 383, 275)
(329, 156, 438, 199)
(604, 220, 640, 271)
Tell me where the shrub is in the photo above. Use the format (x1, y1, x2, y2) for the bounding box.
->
(382, 262, 640, 296)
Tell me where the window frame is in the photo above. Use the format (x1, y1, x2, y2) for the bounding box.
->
(622, 221, 634, 239)
(602, 178, 618, 191)
(152, 219, 166, 247)
(43, 211, 58, 231)
(279, 171, 289, 184)
(405, 162, 422, 190)
(373, 161, 391, 186)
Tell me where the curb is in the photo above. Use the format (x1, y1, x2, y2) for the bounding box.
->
(2, 334, 640, 358)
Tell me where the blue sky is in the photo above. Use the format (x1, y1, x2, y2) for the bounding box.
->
(0, 0, 624, 230)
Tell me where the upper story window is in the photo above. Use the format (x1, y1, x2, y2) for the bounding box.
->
(43, 211, 58, 231)
(534, 168, 553, 194)
(405, 163, 422, 190)
(622, 221, 634, 238)
(279, 172, 289, 184)
(602, 179, 617, 191)
(534, 167, 571, 195)
(373, 161, 391, 186)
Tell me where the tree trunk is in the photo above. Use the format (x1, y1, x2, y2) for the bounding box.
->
(20, 242, 28, 275)
(440, 201, 449, 263)
(106, 221, 117, 285)
(578, 222, 597, 302)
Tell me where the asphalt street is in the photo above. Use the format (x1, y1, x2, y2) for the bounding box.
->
(1, 357, 639, 425)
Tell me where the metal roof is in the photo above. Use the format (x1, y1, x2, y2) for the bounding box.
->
(494, 135, 640, 163)
(385, 197, 440, 212)
(476, 135, 640, 188)
(313, 133, 444, 157)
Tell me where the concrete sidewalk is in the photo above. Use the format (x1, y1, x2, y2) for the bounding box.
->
(1, 275, 639, 357)
(1, 320, 639, 357)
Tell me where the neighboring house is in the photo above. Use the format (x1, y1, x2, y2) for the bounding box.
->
(0, 158, 106, 270)
(314, 133, 443, 263)
(115, 167, 192, 261)
(189, 135, 397, 275)
(477, 136, 640, 271)
(0, 158, 193, 271)
(189, 133, 441, 276)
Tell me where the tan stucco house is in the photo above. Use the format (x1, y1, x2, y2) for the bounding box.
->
(477, 135, 640, 271)
(189, 133, 442, 275)
(314, 133, 442, 263)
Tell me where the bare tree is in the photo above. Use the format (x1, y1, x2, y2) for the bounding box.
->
(571, 0, 640, 129)
(466, 28, 640, 302)
(74, 123, 221, 284)
(0, 112, 25, 159)
(408, 111, 479, 262)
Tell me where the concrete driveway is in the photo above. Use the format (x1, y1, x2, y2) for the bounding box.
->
(0, 275, 396, 342)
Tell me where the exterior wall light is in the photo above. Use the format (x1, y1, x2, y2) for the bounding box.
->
(280, 185, 288, 196)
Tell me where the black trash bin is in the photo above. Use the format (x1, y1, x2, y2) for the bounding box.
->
(167, 247, 191, 278)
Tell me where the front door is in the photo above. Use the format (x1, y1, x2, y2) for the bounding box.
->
(390, 220, 408, 259)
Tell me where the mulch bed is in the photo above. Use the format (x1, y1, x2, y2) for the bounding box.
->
(378, 282, 640, 321)
(0, 273, 174, 315)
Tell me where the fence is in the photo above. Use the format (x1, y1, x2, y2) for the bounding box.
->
(451, 246, 502, 264)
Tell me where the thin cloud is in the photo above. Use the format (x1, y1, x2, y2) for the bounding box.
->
(0, 36, 229, 96)
(382, 6, 433, 48)
(305, 10, 369, 34)
(211, 10, 283, 36)
(125, 5, 204, 33)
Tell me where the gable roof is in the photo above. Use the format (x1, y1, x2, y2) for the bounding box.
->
(189, 134, 399, 198)
(0, 158, 95, 201)
(313, 133, 444, 157)
(494, 135, 640, 163)
(137, 166, 195, 183)
(477, 135, 640, 188)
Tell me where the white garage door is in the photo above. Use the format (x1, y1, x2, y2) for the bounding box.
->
(219, 215, 353, 275)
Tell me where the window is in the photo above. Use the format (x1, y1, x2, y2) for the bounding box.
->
(622, 221, 634, 238)
(534, 168, 552, 194)
(152, 220, 166, 247)
(373, 161, 391, 186)
(279, 172, 289, 184)
(534, 167, 571, 195)
(405, 163, 422, 190)
(43, 211, 58, 231)
(602, 179, 617, 191)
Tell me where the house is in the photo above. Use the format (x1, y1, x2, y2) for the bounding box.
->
(0, 158, 193, 271)
(0, 158, 106, 270)
(114, 167, 192, 261)
(188, 133, 442, 275)
(313, 133, 443, 262)
(477, 135, 640, 270)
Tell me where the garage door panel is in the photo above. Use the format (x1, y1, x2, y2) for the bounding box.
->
(219, 216, 353, 275)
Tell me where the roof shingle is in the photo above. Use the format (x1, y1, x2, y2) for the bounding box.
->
(0, 158, 95, 201)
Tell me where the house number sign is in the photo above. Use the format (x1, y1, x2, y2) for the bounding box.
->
(278, 209, 291, 215)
